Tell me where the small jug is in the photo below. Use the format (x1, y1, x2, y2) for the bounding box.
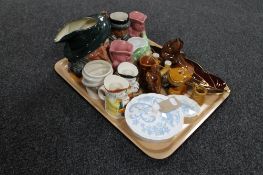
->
(129, 11, 147, 37)
(98, 75, 130, 118)
(138, 55, 159, 92)
(190, 84, 208, 105)
(109, 40, 133, 69)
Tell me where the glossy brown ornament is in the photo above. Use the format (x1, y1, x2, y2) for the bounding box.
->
(151, 45, 227, 93)
(145, 65, 162, 93)
(160, 38, 184, 66)
(190, 84, 208, 105)
(138, 55, 158, 92)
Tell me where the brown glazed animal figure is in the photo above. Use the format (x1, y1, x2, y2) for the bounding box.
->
(160, 38, 184, 66)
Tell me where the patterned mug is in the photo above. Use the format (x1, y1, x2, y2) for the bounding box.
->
(98, 75, 130, 119)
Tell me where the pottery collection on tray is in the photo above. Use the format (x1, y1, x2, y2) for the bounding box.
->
(54, 11, 227, 142)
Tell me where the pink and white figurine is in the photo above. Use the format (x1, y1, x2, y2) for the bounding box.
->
(128, 11, 147, 37)
(109, 40, 133, 69)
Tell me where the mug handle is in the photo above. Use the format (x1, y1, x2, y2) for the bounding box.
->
(98, 85, 107, 100)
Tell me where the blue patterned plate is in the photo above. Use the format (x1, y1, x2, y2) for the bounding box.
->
(125, 93, 184, 141)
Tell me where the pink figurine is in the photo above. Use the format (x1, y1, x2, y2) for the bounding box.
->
(109, 40, 133, 69)
(129, 11, 147, 37)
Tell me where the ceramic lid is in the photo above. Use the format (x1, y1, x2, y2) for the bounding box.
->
(168, 95, 201, 118)
(125, 93, 184, 141)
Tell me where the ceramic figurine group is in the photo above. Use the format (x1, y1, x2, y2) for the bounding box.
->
(54, 10, 226, 138)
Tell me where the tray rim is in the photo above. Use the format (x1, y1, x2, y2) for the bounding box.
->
(54, 41, 231, 159)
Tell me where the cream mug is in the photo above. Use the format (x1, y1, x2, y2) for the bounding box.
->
(98, 75, 130, 119)
(82, 60, 113, 99)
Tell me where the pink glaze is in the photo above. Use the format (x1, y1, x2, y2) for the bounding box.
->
(109, 40, 133, 69)
(129, 11, 147, 37)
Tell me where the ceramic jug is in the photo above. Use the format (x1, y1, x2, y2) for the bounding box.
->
(127, 37, 151, 63)
(129, 11, 147, 37)
(146, 65, 162, 93)
(109, 40, 133, 69)
(98, 75, 130, 118)
(54, 13, 111, 76)
(109, 12, 130, 41)
(138, 55, 159, 92)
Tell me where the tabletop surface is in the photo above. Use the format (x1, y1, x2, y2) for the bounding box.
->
(0, 0, 262, 174)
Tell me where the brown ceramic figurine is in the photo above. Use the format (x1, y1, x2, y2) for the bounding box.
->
(138, 55, 158, 92)
(160, 38, 184, 66)
(160, 38, 194, 95)
(146, 65, 162, 93)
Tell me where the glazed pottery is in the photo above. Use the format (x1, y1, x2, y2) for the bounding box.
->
(82, 60, 113, 99)
(82, 60, 113, 83)
(168, 95, 201, 124)
(186, 59, 226, 93)
(160, 38, 184, 66)
(146, 65, 162, 93)
(151, 45, 227, 93)
(168, 85, 188, 95)
(127, 37, 150, 62)
(109, 12, 130, 41)
(168, 67, 193, 86)
(117, 62, 139, 95)
(190, 84, 208, 105)
(125, 93, 184, 141)
(98, 75, 130, 118)
(82, 79, 104, 99)
(86, 42, 111, 62)
(138, 55, 158, 92)
(160, 60, 172, 88)
(54, 13, 111, 76)
(109, 40, 133, 69)
(129, 11, 147, 37)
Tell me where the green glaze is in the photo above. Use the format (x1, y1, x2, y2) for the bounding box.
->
(54, 13, 111, 76)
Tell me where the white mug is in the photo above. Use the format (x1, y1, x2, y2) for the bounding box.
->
(81, 60, 113, 99)
(98, 75, 130, 119)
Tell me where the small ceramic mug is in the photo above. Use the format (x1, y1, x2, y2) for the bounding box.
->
(117, 62, 139, 96)
(82, 60, 113, 99)
(98, 75, 130, 118)
(109, 40, 133, 69)
(190, 84, 208, 105)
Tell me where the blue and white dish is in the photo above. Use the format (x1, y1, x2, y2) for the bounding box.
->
(125, 93, 184, 141)
(125, 94, 201, 141)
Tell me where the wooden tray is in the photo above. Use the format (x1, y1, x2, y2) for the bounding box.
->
(54, 42, 230, 159)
